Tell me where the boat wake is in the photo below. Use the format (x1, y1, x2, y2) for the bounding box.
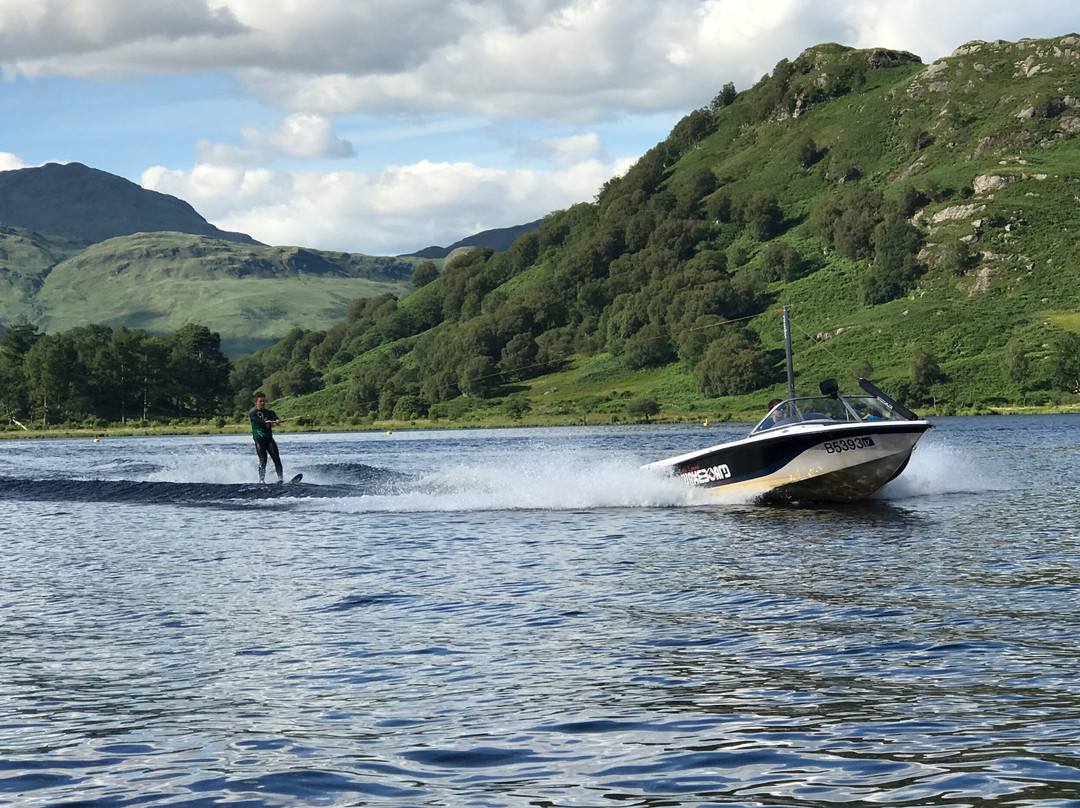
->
(0, 435, 984, 513)
(874, 442, 1012, 500)
(315, 456, 713, 513)
(0, 447, 707, 512)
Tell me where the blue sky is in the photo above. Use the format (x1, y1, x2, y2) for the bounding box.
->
(1, 1, 1076, 255)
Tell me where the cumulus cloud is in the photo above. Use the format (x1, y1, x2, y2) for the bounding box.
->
(0, 152, 26, 171)
(513, 133, 605, 167)
(142, 156, 631, 255)
(240, 114, 355, 159)
(4, 1, 1078, 112)
(0, 0, 244, 74)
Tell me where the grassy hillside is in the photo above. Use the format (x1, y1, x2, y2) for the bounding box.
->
(0, 162, 426, 357)
(753, 38, 1080, 402)
(4, 231, 422, 356)
(0, 225, 86, 324)
(245, 35, 1080, 428)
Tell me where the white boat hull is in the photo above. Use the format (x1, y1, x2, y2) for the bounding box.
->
(647, 420, 930, 504)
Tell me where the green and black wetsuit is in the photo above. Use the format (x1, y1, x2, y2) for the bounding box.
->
(250, 406, 283, 483)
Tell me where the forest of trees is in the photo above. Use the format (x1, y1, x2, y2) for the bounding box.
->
(0, 322, 231, 427)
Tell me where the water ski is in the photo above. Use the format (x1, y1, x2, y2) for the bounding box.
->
(288, 473, 303, 484)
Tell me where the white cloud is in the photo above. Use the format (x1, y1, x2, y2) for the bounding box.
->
(194, 139, 261, 167)
(0, 0, 244, 71)
(517, 133, 604, 167)
(142, 156, 630, 255)
(0, 152, 26, 171)
(4, 1, 1078, 115)
(240, 113, 354, 159)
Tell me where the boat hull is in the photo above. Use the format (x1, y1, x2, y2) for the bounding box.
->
(647, 421, 931, 503)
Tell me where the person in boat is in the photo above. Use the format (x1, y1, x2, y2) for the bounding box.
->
(865, 405, 884, 421)
(249, 392, 285, 483)
(765, 398, 786, 427)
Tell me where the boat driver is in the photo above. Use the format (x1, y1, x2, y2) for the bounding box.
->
(767, 398, 786, 427)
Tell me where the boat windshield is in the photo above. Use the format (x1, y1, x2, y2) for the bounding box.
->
(751, 394, 906, 434)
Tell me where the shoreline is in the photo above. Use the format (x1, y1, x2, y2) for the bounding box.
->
(3, 404, 1078, 441)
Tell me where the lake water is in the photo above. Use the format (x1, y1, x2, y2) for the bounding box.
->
(2, 416, 1079, 807)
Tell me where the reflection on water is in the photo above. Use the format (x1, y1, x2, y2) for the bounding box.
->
(1, 416, 1079, 806)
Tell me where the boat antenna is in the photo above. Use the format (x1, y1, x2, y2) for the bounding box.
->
(782, 305, 795, 399)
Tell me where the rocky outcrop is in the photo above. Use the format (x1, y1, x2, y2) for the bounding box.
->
(973, 175, 1020, 194)
(932, 204, 985, 224)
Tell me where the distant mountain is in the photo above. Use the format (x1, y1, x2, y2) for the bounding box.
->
(0, 163, 426, 357)
(0, 162, 260, 245)
(406, 219, 544, 259)
(0, 228, 420, 357)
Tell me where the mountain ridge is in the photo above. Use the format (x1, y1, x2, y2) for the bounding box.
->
(0, 164, 532, 356)
(0, 162, 260, 246)
(406, 219, 544, 259)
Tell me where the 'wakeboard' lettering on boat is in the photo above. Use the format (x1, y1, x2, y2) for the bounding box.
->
(679, 464, 732, 486)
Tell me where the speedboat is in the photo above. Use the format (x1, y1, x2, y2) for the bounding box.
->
(644, 378, 932, 504)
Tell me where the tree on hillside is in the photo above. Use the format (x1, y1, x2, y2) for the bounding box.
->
(694, 331, 775, 397)
(622, 323, 676, 370)
(910, 347, 944, 401)
(675, 168, 719, 217)
(1, 322, 40, 358)
(860, 213, 924, 305)
(410, 260, 439, 287)
(1049, 332, 1080, 394)
(812, 187, 887, 260)
(503, 393, 531, 421)
(392, 394, 427, 421)
(797, 137, 825, 168)
(0, 355, 27, 424)
(113, 326, 169, 421)
(666, 108, 717, 156)
(626, 397, 660, 422)
(23, 334, 76, 425)
(1002, 339, 1029, 389)
(760, 242, 809, 282)
(499, 332, 540, 381)
(710, 81, 737, 111)
(900, 185, 931, 217)
(348, 353, 402, 416)
(0, 323, 38, 424)
(459, 355, 498, 398)
(743, 192, 784, 242)
(66, 324, 119, 420)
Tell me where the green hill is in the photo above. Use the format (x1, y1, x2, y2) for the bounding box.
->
(0, 225, 86, 325)
(26, 232, 419, 356)
(243, 35, 1080, 424)
(0, 163, 424, 356)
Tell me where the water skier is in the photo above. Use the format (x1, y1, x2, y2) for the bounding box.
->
(249, 392, 285, 483)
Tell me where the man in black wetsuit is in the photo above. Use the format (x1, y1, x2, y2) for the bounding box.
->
(249, 392, 284, 483)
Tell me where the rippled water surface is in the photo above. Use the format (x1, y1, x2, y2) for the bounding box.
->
(2, 416, 1079, 806)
